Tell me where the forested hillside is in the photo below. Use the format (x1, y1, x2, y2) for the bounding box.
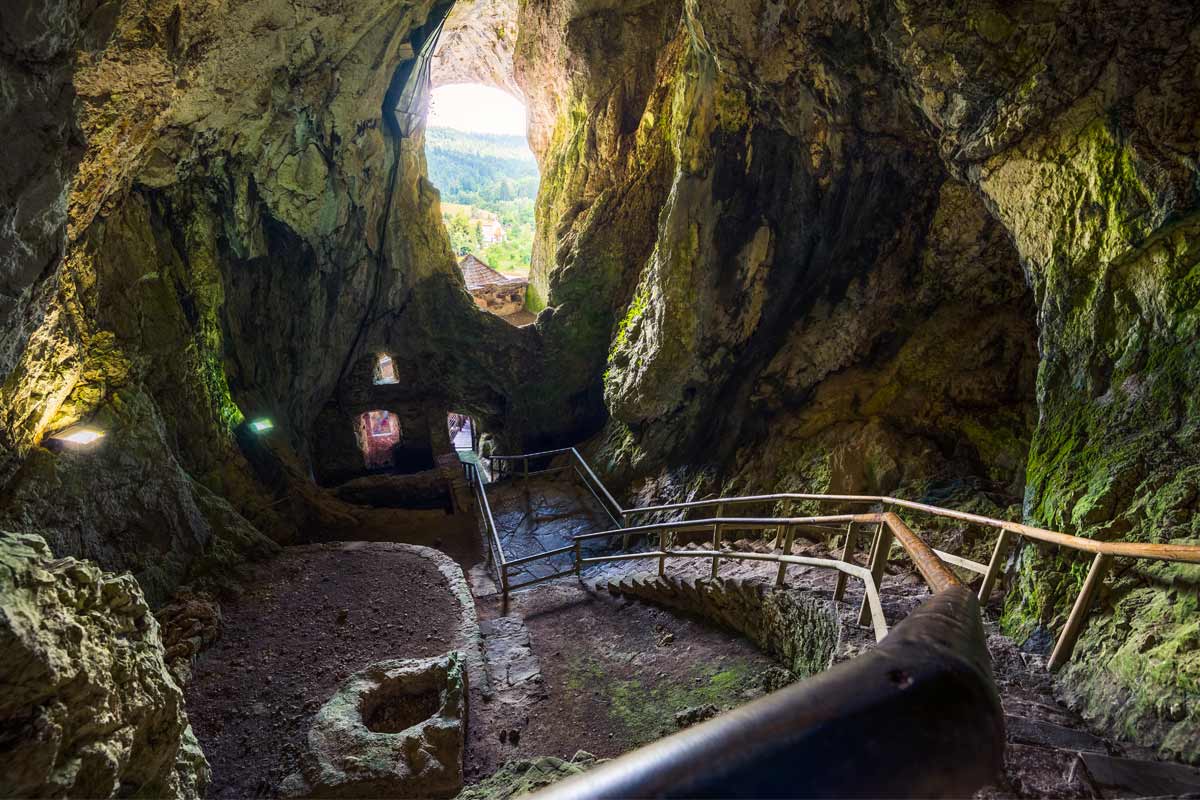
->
(426, 127, 539, 274)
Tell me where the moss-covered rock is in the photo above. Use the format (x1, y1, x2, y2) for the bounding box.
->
(456, 751, 602, 800)
(0, 531, 209, 798)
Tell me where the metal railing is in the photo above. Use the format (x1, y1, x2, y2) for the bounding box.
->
(537, 514, 1003, 798)
(465, 448, 627, 599)
(533, 582, 1003, 798)
(460, 448, 1200, 796)
(470, 449, 1200, 671)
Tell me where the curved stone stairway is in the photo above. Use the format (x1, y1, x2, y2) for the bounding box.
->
(467, 469, 1200, 798)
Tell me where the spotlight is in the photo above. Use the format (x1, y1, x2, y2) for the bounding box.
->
(249, 418, 274, 433)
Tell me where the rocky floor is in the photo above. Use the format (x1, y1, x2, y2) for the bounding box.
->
(179, 474, 1200, 799)
(184, 543, 466, 799)
(466, 581, 782, 780)
(581, 536, 1200, 799)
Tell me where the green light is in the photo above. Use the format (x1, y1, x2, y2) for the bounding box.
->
(249, 418, 274, 433)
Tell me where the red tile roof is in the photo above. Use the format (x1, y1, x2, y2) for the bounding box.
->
(459, 253, 527, 290)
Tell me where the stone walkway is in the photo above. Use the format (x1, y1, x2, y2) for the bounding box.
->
(485, 476, 616, 584)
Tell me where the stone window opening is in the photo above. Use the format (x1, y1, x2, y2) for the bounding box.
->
(373, 354, 399, 385)
(356, 410, 402, 469)
(448, 412, 475, 452)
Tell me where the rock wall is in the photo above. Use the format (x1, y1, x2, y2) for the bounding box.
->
(1, 0, 1196, 770)
(0, 532, 208, 798)
(516, 0, 1198, 763)
(0, 0, 586, 600)
(602, 573, 840, 680)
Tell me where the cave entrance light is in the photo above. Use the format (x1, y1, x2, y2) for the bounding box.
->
(447, 412, 475, 452)
(424, 83, 539, 326)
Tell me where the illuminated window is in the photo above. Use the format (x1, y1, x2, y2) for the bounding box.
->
(356, 410, 402, 469)
(373, 354, 399, 385)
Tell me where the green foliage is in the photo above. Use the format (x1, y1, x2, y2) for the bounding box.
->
(425, 127, 538, 206)
(426, 126, 538, 273)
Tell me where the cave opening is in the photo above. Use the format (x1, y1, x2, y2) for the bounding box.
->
(447, 412, 475, 452)
(355, 409, 402, 470)
(373, 353, 399, 385)
(425, 82, 538, 327)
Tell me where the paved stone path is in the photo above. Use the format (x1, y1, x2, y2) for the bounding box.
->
(485, 476, 616, 584)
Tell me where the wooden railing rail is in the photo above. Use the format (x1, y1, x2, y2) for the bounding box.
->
(470, 449, 1200, 670)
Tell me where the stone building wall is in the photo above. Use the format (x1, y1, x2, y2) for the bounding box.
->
(470, 281, 527, 317)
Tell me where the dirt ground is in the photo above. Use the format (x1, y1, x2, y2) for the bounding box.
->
(185, 544, 462, 799)
(468, 582, 781, 777)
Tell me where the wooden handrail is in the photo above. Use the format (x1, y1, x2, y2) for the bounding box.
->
(573, 514, 878, 540)
(882, 513, 960, 593)
(482, 448, 1200, 669)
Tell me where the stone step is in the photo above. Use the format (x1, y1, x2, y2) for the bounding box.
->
(1079, 753, 1200, 799)
(479, 615, 545, 705)
(1005, 714, 1108, 754)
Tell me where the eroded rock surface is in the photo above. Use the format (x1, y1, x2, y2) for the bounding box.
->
(0, 531, 208, 798)
(516, 0, 1199, 761)
(281, 652, 467, 799)
(456, 751, 603, 800)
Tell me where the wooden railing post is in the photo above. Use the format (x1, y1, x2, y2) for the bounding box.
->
(658, 530, 669, 577)
(858, 521, 893, 626)
(978, 528, 1014, 604)
(775, 526, 795, 587)
(573, 539, 582, 577)
(711, 504, 725, 579)
(834, 519, 868, 602)
(523, 457, 529, 482)
(1049, 552, 1112, 671)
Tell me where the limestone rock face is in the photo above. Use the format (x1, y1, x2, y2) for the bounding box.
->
(456, 751, 603, 800)
(517, 0, 1198, 763)
(0, 532, 208, 798)
(433, 0, 520, 97)
(282, 652, 467, 799)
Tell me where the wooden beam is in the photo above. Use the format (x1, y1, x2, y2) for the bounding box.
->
(1049, 552, 1112, 671)
(978, 528, 1014, 604)
(775, 526, 795, 587)
(857, 523, 894, 626)
(834, 520, 866, 601)
(932, 549, 990, 575)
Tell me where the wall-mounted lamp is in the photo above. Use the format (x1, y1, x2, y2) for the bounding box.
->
(249, 418, 274, 433)
(46, 425, 106, 449)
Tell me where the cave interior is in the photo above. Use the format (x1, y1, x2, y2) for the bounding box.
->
(1, 0, 1199, 798)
